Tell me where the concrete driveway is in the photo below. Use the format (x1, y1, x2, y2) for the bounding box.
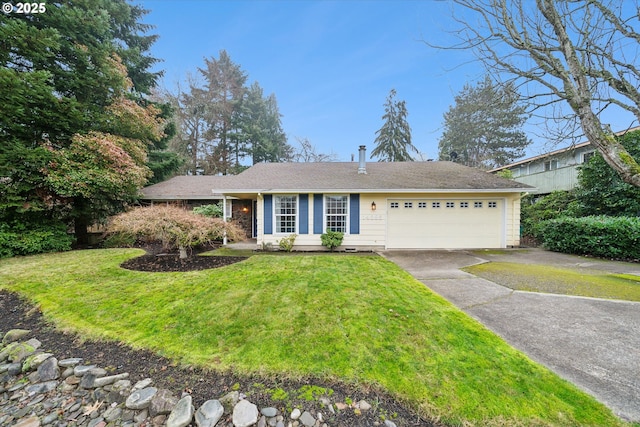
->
(381, 249, 640, 423)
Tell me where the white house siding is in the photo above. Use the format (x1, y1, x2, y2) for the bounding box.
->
(256, 192, 522, 250)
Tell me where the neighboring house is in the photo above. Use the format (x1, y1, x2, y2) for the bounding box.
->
(141, 146, 532, 250)
(139, 175, 253, 238)
(490, 127, 639, 194)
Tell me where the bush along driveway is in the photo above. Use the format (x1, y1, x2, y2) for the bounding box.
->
(382, 248, 640, 423)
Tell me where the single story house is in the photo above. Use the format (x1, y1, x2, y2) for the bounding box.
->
(140, 146, 533, 250)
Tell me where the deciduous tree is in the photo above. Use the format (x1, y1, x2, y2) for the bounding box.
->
(437, 0, 640, 187)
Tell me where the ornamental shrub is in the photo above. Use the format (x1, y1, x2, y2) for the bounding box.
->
(105, 205, 244, 257)
(193, 203, 223, 218)
(539, 216, 640, 260)
(277, 234, 297, 252)
(520, 191, 581, 241)
(0, 220, 73, 258)
(321, 230, 344, 251)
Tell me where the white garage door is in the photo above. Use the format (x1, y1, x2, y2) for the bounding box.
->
(386, 199, 504, 249)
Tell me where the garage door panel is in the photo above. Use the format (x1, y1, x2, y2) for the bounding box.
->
(387, 199, 503, 249)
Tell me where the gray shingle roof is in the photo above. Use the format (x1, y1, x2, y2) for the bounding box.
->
(140, 175, 233, 200)
(140, 161, 532, 200)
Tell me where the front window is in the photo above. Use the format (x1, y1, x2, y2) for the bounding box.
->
(325, 195, 348, 232)
(275, 195, 296, 233)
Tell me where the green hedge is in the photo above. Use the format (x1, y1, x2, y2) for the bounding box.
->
(539, 216, 640, 260)
(0, 222, 73, 258)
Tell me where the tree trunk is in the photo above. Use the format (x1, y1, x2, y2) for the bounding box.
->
(74, 216, 89, 247)
(179, 246, 188, 259)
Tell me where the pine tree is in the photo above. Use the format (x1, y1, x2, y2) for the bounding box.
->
(438, 76, 530, 169)
(371, 89, 416, 162)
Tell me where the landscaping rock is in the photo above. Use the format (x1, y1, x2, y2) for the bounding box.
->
(195, 399, 224, 427)
(2, 329, 30, 345)
(261, 406, 277, 417)
(232, 399, 259, 427)
(35, 356, 59, 382)
(299, 411, 315, 427)
(150, 388, 179, 416)
(125, 386, 158, 410)
(166, 394, 194, 427)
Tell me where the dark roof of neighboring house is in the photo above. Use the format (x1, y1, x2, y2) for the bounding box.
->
(140, 175, 233, 200)
(141, 161, 532, 200)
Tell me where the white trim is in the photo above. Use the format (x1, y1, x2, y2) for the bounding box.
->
(323, 194, 349, 234)
(273, 194, 299, 235)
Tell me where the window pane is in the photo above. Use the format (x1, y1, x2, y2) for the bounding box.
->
(325, 195, 348, 233)
(275, 196, 296, 233)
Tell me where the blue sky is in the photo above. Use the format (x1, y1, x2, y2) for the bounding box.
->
(139, 0, 636, 163)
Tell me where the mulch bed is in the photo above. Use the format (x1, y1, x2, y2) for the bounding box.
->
(1, 245, 439, 427)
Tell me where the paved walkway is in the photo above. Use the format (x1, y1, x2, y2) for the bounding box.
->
(381, 249, 640, 423)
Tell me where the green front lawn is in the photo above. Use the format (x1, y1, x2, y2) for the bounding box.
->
(0, 249, 627, 427)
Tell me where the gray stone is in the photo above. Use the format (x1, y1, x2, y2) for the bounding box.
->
(8, 362, 22, 376)
(6, 342, 37, 363)
(358, 400, 372, 411)
(92, 372, 129, 388)
(166, 394, 194, 427)
(276, 422, 284, 427)
(219, 390, 239, 414)
(79, 372, 97, 389)
(125, 386, 157, 410)
(299, 411, 315, 427)
(149, 388, 179, 416)
(261, 407, 277, 417)
(257, 415, 267, 427)
(194, 399, 224, 427)
(58, 358, 82, 368)
(24, 338, 41, 350)
(73, 365, 96, 376)
(232, 399, 259, 427)
(23, 353, 54, 371)
(42, 412, 59, 424)
(384, 421, 398, 427)
(36, 357, 60, 382)
(60, 367, 74, 379)
(87, 418, 104, 427)
(134, 408, 149, 423)
(13, 415, 40, 427)
(132, 378, 153, 390)
(25, 380, 58, 394)
(103, 406, 123, 422)
(290, 408, 301, 420)
(2, 329, 30, 345)
(87, 367, 107, 377)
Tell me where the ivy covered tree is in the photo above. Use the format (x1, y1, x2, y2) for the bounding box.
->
(575, 130, 640, 216)
(438, 76, 531, 169)
(0, 0, 167, 247)
(371, 89, 416, 162)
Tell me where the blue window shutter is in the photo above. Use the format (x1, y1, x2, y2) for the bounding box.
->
(313, 194, 323, 234)
(264, 195, 273, 234)
(350, 194, 360, 234)
(299, 194, 309, 234)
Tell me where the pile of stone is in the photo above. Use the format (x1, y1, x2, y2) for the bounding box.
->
(0, 329, 398, 427)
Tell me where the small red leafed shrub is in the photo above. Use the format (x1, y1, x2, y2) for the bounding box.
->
(105, 205, 245, 252)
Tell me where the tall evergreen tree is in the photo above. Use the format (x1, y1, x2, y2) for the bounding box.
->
(438, 76, 530, 169)
(0, 0, 166, 244)
(195, 50, 248, 174)
(371, 89, 416, 162)
(243, 83, 292, 164)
